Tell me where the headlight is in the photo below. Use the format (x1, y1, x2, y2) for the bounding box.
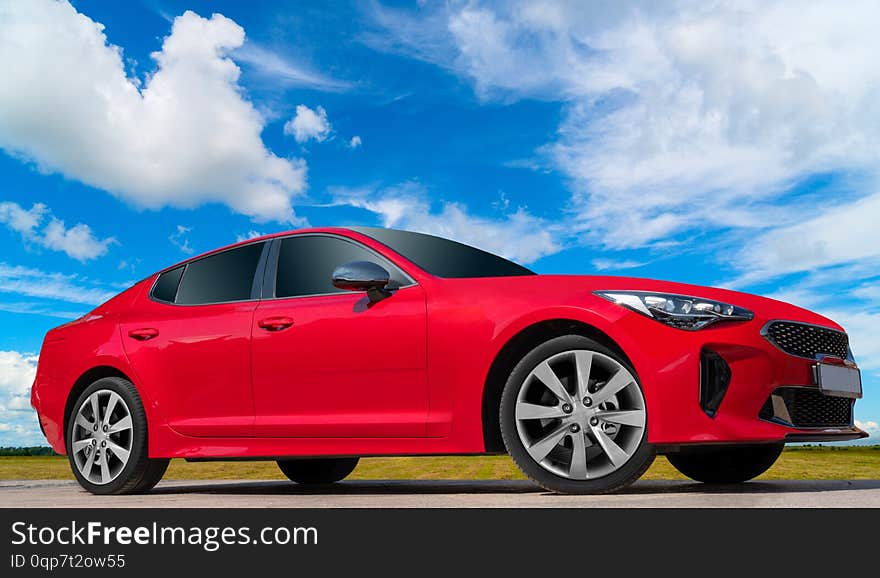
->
(594, 290, 754, 330)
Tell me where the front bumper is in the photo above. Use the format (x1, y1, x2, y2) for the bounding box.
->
(605, 310, 868, 446)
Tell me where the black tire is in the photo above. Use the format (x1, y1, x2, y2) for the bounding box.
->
(500, 335, 655, 494)
(131, 458, 171, 493)
(66, 377, 170, 495)
(277, 458, 360, 484)
(667, 443, 784, 484)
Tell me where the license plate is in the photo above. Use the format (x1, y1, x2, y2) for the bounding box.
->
(815, 363, 862, 398)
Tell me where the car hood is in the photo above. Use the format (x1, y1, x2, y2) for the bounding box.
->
(453, 274, 844, 332)
(570, 274, 843, 331)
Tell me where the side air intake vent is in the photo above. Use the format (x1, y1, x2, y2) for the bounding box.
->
(700, 349, 731, 418)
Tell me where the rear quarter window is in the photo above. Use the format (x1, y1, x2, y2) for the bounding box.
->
(150, 266, 184, 303)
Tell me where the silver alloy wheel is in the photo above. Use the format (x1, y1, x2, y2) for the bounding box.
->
(71, 389, 134, 485)
(514, 350, 646, 480)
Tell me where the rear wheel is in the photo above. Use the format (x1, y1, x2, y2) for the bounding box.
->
(277, 458, 360, 484)
(667, 443, 784, 484)
(501, 335, 655, 494)
(66, 377, 169, 495)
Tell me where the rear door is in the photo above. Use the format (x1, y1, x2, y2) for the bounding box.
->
(120, 242, 268, 437)
(251, 234, 428, 437)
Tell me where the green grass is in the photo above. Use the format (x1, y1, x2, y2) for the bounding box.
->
(1, 447, 878, 481)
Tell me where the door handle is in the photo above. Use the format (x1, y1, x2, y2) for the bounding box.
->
(258, 316, 294, 331)
(128, 328, 159, 341)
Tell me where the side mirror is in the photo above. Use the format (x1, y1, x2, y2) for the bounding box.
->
(332, 261, 392, 303)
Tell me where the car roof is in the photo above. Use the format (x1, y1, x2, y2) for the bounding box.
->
(152, 226, 396, 277)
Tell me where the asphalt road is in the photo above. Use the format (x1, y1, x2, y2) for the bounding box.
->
(2, 479, 880, 507)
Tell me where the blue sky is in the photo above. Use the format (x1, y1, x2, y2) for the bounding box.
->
(0, 0, 878, 445)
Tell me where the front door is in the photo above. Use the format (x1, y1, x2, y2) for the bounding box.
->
(251, 234, 428, 437)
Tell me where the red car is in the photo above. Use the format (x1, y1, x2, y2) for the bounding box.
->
(31, 227, 865, 494)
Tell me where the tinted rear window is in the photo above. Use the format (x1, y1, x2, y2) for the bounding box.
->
(349, 227, 535, 278)
(150, 266, 184, 303)
(175, 242, 265, 305)
(276, 235, 410, 298)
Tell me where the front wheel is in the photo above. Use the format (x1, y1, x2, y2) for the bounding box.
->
(501, 335, 655, 494)
(66, 377, 169, 495)
(667, 443, 784, 484)
(277, 458, 360, 484)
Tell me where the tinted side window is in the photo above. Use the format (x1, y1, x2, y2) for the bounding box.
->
(276, 236, 410, 298)
(175, 243, 265, 305)
(348, 227, 535, 278)
(151, 266, 184, 303)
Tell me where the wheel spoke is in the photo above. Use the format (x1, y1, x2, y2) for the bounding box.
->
(89, 393, 101, 423)
(592, 368, 634, 405)
(72, 439, 92, 453)
(574, 351, 593, 401)
(597, 409, 645, 428)
(592, 425, 630, 467)
(100, 456, 111, 484)
(568, 432, 588, 479)
(106, 440, 130, 464)
(527, 423, 569, 463)
(531, 361, 571, 403)
(80, 447, 96, 478)
(516, 402, 566, 421)
(74, 413, 93, 432)
(103, 392, 120, 427)
(107, 415, 132, 435)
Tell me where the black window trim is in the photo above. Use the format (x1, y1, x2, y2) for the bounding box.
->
(148, 240, 272, 307)
(263, 232, 418, 301)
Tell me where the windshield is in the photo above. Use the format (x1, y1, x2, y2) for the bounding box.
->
(350, 227, 535, 278)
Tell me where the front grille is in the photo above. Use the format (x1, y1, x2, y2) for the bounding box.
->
(764, 321, 848, 359)
(759, 387, 853, 428)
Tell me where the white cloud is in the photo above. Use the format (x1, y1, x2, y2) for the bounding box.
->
(855, 420, 879, 434)
(334, 182, 560, 264)
(732, 193, 880, 286)
(0, 263, 116, 306)
(376, 1, 880, 248)
(0, 351, 37, 397)
(41, 219, 115, 262)
(0, 350, 42, 446)
(235, 230, 266, 242)
(117, 258, 141, 273)
(361, 2, 458, 69)
(169, 225, 194, 255)
(349, 135, 363, 149)
(0, 201, 44, 235)
(284, 105, 332, 144)
(233, 42, 350, 91)
(0, 201, 115, 261)
(0, 1, 307, 223)
(591, 259, 646, 272)
(0, 302, 83, 320)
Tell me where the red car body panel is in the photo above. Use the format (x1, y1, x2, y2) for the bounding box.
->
(120, 299, 257, 437)
(31, 227, 866, 459)
(250, 285, 428, 438)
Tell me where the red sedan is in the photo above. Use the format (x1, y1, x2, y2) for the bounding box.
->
(30, 227, 866, 494)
